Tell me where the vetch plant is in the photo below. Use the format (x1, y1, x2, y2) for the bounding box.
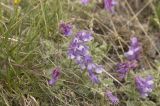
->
(104, 0, 117, 13)
(124, 37, 141, 61)
(106, 91, 119, 105)
(135, 75, 154, 98)
(116, 60, 138, 80)
(115, 37, 140, 80)
(48, 67, 61, 85)
(59, 22, 72, 36)
(67, 30, 104, 84)
(0, 0, 158, 105)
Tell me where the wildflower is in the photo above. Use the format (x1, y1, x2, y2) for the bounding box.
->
(14, 0, 21, 5)
(124, 37, 141, 61)
(88, 69, 100, 84)
(68, 31, 93, 62)
(135, 75, 154, 98)
(75, 55, 92, 70)
(95, 65, 105, 73)
(48, 67, 60, 85)
(76, 31, 93, 42)
(59, 22, 72, 36)
(104, 0, 117, 13)
(116, 60, 138, 80)
(81, 0, 90, 5)
(106, 91, 119, 105)
(67, 30, 104, 83)
(68, 39, 89, 60)
(116, 62, 130, 80)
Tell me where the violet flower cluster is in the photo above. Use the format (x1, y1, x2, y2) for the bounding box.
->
(48, 67, 60, 85)
(106, 91, 119, 105)
(124, 37, 141, 61)
(59, 22, 72, 36)
(80, 0, 118, 13)
(55, 0, 155, 103)
(68, 31, 104, 84)
(116, 37, 140, 80)
(104, 0, 117, 13)
(115, 37, 154, 98)
(116, 60, 138, 80)
(135, 75, 154, 98)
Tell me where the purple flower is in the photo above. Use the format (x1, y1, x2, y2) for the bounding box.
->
(135, 75, 154, 98)
(59, 22, 72, 36)
(75, 55, 92, 70)
(48, 67, 60, 85)
(106, 91, 119, 105)
(104, 0, 117, 13)
(95, 64, 105, 73)
(67, 30, 103, 84)
(88, 69, 100, 84)
(76, 31, 93, 42)
(116, 62, 129, 80)
(124, 37, 141, 61)
(68, 31, 93, 61)
(68, 43, 89, 60)
(116, 61, 138, 80)
(130, 37, 139, 47)
(81, 0, 90, 5)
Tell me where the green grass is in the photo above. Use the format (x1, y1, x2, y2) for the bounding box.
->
(0, 0, 160, 106)
(0, 0, 65, 105)
(0, 0, 104, 105)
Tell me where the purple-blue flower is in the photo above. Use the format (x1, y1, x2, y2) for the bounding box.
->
(135, 75, 154, 98)
(124, 37, 141, 61)
(68, 42, 89, 60)
(68, 31, 93, 62)
(59, 22, 72, 36)
(95, 64, 105, 73)
(81, 0, 90, 5)
(88, 69, 100, 84)
(106, 91, 119, 105)
(104, 0, 117, 13)
(116, 62, 129, 80)
(48, 67, 60, 85)
(76, 31, 93, 42)
(116, 60, 138, 80)
(67, 30, 104, 83)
